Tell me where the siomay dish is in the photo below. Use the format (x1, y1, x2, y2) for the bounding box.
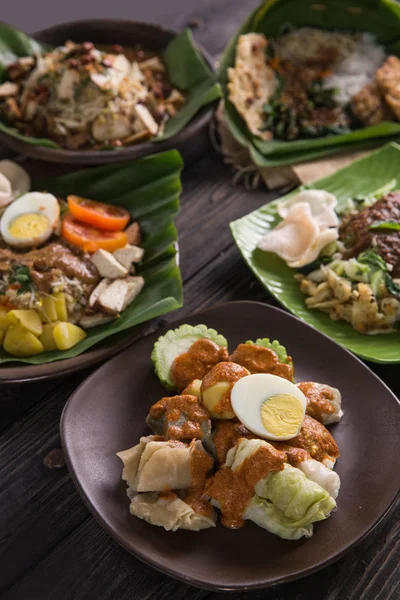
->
(61, 302, 400, 590)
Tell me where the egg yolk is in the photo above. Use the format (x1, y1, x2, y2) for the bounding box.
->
(260, 393, 304, 437)
(8, 213, 49, 239)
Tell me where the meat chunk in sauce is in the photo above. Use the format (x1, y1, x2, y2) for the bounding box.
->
(146, 394, 211, 442)
(339, 192, 400, 277)
(229, 343, 294, 381)
(171, 339, 229, 391)
(212, 421, 254, 467)
(285, 415, 339, 467)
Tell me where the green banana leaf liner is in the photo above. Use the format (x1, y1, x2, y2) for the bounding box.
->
(0, 24, 221, 149)
(230, 141, 400, 363)
(0, 149, 184, 364)
(218, 0, 400, 167)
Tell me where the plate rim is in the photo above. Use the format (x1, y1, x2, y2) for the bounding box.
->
(60, 299, 400, 591)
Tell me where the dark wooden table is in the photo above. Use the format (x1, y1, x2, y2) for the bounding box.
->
(0, 2, 399, 599)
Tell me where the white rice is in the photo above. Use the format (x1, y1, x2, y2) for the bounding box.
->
(323, 33, 386, 105)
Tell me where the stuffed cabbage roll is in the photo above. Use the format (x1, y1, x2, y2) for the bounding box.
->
(285, 415, 340, 469)
(297, 381, 343, 425)
(146, 394, 211, 442)
(245, 463, 336, 540)
(201, 362, 250, 419)
(117, 436, 212, 493)
(229, 339, 294, 382)
(151, 324, 229, 391)
(129, 491, 216, 531)
(272, 443, 340, 499)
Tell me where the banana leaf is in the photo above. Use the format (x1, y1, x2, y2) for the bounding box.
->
(0, 149, 184, 364)
(218, 0, 400, 167)
(230, 141, 400, 364)
(0, 23, 221, 149)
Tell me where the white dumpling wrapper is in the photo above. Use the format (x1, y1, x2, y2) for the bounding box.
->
(117, 435, 193, 493)
(0, 160, 31, 207)
(277, 189, 339, 229)
(299, 382, 343, 425)
(129, 492, 216, 531)
(297, 458, 341, 499)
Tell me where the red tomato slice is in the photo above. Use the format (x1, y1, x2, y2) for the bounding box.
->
(61, 215, 128, 253)
(67, 195, 130, 231)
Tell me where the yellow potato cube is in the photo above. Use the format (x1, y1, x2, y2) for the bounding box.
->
(39, 322, 60, 352)
(53, 322, 86, 351)
(0, 330, 4, 345)
(38, 296, 58, 322)
(3, 325, 44, 357)
(53, 292, 68, 321)
(0, 309, 9, 332)
(8, 309, 43, 336)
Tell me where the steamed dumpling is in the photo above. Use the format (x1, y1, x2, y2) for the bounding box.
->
(117, 436, 211, 492)
(297, 381, 343, 425)
(146, 394, 211, 442)
(129, 492, 216, 531)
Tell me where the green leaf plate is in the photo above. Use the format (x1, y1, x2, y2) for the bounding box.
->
(0, 149, 183, 374)
(230, 142, 400, 363)
(218, 0, 400, 167)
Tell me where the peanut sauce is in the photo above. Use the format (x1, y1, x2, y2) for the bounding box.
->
(201, 362, 249, 416)
(212, 421, 255, 467)
(205, 441, 286, 528)
(149, 394, 210, 441)
(298, 381, 335, 423)
(272, 443, 310, 466)
(185, 441, 214, 517)
(171, 339, 229, 391)
(229, 344, 294, 381)
(285, 415, 339, 463)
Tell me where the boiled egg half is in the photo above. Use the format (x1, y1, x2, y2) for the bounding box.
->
(231, 373, 307, 441)
(0, 192, 60, 248)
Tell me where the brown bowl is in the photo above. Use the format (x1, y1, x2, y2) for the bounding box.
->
(0, 19, 217, 165)
(61, 300, 400, 591)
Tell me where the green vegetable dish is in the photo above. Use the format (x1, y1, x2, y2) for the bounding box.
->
(117, 325, 342, 538)
(231, 142, 400, 362)
(0, 24, 221, 150)
(218, 0, 400, 166)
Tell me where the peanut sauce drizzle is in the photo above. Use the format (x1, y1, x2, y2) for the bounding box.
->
(298, 381, 335, 423)
(149, 394, 210, 441)
(171, 339, 229, 391)
(229, 343, 294, 381)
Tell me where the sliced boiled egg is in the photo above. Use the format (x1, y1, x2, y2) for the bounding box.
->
(0, 192, 60, 248)
(231, 373, 307, 441)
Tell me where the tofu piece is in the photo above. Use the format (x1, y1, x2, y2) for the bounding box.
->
(113, 245, 144, 269)
(88, 278, 110, 308)
(125, 221, 141, 246)
(91, 249, 128, 279)
(98, 276, 145, 314)
(79, 313, 115, 329)
(134, 104, 158, 135)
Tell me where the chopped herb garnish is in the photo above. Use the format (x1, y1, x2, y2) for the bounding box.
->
(8, 264, 32, 295)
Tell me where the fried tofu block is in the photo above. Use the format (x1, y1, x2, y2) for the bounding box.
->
(91, 249, 128, 279)
(98, 276, 145, 314)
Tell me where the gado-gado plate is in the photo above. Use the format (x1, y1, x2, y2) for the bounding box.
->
(231, 143, 400, 363)
(0, 20, 220, 165)
(61, 301, 400, 591)
(0, 150, 183, 382)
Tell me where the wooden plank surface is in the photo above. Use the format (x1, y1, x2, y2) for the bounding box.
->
(0, 2, 399, 599)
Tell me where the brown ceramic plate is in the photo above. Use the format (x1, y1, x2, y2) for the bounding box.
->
(60, 301, 400, 591)
(0, 19, 216, 166)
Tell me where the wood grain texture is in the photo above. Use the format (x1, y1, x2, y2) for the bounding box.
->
(0, 1, 399, 598)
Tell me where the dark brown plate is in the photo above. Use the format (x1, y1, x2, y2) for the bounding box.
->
(60, 301, 400, 591)
(0, 19, 216, 166)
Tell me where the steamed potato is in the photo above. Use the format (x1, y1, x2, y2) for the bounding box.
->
(39, 322, 60, 352)
(7, 309, 43, 336)
(53, 292, 68, 321)
(0, 309, 9, 331)
(3, 325, 44, 357)
(53, 322, 86, 350)
(38, 296, 58, 322)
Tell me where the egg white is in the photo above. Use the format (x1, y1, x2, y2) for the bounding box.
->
(231, 373, 307, 441)
(0, 192, 60, 248)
